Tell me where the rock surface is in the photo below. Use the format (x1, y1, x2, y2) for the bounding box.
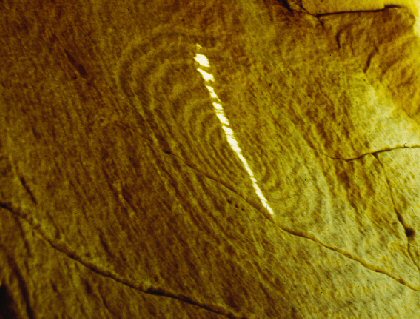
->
(0, 0, 419, 318)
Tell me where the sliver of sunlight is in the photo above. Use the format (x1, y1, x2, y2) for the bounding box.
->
(194, 46, 274, 216)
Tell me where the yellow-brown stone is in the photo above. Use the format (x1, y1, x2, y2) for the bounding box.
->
(0, 1, 419, 318)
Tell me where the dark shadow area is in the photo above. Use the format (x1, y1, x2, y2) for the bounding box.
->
(0, 285, 19, 319)
(277, 0, 292, 11)
(405, 227, 416, 239)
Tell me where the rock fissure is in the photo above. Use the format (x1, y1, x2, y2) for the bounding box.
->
(18, 175, 37, 205)
(276, 224, 419, 291)
(310, 145, 419, 274)
(315, 145, 420, 162)
(13, 260, 35, 319)
(1, 199, 418, 292)
(285, 0, 406, 17)
(2, 0, 420, 316)
(364, 47, 379, 73)
(162, 151, 272, 220)
(373, 154, 420, 272)
(0, 202, 244, 319)
(0, 251, 34, 319)
(312, 5, 405, 18)
(157, 150, 419, 289)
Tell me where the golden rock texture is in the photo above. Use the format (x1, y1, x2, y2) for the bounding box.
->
(291, 0, 419, 16)
(0, 1, 419, 318)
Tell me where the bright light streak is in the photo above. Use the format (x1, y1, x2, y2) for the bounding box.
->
(197, 68, 215, 82)
(194, 50, 274, 216)
(194, 54, 210, 68)
(206, 85, 219, 99)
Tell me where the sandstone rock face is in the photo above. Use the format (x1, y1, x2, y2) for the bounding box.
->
(0, 1, 419, 318)
(293, 0, 419, 16)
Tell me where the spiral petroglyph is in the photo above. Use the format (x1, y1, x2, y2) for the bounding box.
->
(1, 1, 420, 317)
(115, 30, 258, 201)
(113, 25, 420, 293)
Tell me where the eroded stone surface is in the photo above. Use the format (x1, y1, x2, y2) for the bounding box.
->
(0, 0, 419, 318)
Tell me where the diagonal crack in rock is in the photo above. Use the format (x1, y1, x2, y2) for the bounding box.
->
(1, 194, 418, 292)
(161, 150, 273, 220)
(373, 154, 420, 272)
(311, 145, 419, 274)
(0, 202, 245, 319)
(274, 223, 419, 290)
(160, 147, 420, 290)
(315, 145, 420, 162)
